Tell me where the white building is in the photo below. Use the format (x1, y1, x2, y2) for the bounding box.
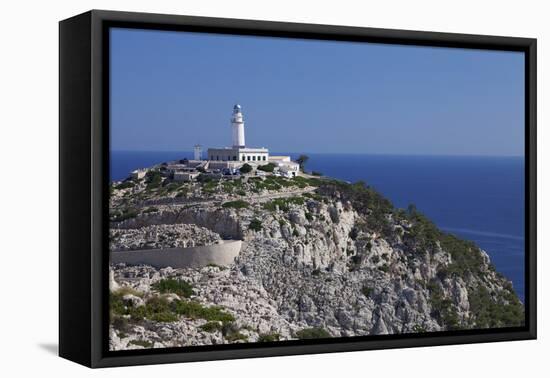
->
(205, 104, 299, 176)
(193, 144, 202, 160)
(131, 169, 147, 180)
(208, 104, 269, 163)
(231, 104, 245, 148)
(269, 156, 300, 177)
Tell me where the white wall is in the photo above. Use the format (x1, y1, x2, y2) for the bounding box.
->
(0, 0, 547, 376)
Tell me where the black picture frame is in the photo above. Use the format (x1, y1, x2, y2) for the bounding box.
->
(59, 9, 537, 368)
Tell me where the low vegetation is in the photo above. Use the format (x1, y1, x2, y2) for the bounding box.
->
(110, 289, 235, 325)
(222, 200, 250, 209)
(199, 321, 223, 333)
(361, 285, 374, 297)
(468, 284, 524, 328)
(257, 163, 277, 172)
(427, 280, 460, 330)
(172, 300, 235, 323)
(222, 179, 244, 193)
(248, 218, 263, 232)
(110, 207, 139, 223)
(145, 170, 162, 189)
(257, 333, 281, 342)
(295, 327, 331, 339)
(152, 278, 194, 298)
(116, 181, 135, 190)
(129, 339, 153, 348)
(263, 197, 305, 212)
(239, 163, 252, 174)
(224, 331, 248, 342)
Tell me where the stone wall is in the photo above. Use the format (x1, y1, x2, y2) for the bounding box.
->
(111, 240, 242, 269)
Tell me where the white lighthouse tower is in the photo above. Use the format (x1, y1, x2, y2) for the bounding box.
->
(231, 104, 245, 148)
(193, 144, 202, 160)
(208, 104, 269, 164)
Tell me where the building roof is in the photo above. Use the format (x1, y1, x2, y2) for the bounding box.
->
(207, 147, 268, 153)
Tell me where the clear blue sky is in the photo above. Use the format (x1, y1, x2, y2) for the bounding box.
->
(110, 28, 525, 156)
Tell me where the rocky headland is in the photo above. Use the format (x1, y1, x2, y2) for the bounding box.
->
(109, 168, 524, 350)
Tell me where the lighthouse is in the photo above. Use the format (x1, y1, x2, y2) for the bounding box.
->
(231, 104, 245, 148)
(207, 104, 269, 163)
(193, 144, 202, 160)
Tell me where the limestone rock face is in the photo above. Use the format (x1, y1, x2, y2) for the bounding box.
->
(110, 224, 221, 251)
(108, 174, 524, 350)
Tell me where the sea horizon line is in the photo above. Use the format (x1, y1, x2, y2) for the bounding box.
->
(111, 150, 525, 159)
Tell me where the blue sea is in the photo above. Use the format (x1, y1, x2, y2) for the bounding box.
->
(111, 151, 525, 301)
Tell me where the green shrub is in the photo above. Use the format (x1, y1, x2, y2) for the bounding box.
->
(225, 332, 248, 342)
(222, 179, 244, 193)
(116, 181, 134, 190)
(162, 182, 180, 193)
(110, 292, 127, 316)
(111, 315, 130, 332)
(295, 327, 331, 339)
(222, 200, 249, 209)
(202, 180, 218, 194)
(176, 187, 189, 198)
(152, 278, 194, 298)
(141, 207, 158, 214)
(296, 155, 309, 171)
(129, 296, 179, 323)
(129, 339, 153, 348)
(361, 286, 373, 297)
(200, 321, 223, 333)
(258, 333, 281, 342)
(172, 300, 235, 323)
(257, 163, 276, 172)
(197, 173, 216, 183)
(145, 171, 162, 188)
(292, 176, 321, 188)
(263, 197, 305, 212)
(348, 254, 362, 270)
(249, 218, 263, 231)
(412, 325, 427, 333)
(379, 264, 389, 273)
(239, 163, 253, 174)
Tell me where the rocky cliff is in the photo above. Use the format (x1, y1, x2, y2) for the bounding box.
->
(109, 172, 524, 350)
